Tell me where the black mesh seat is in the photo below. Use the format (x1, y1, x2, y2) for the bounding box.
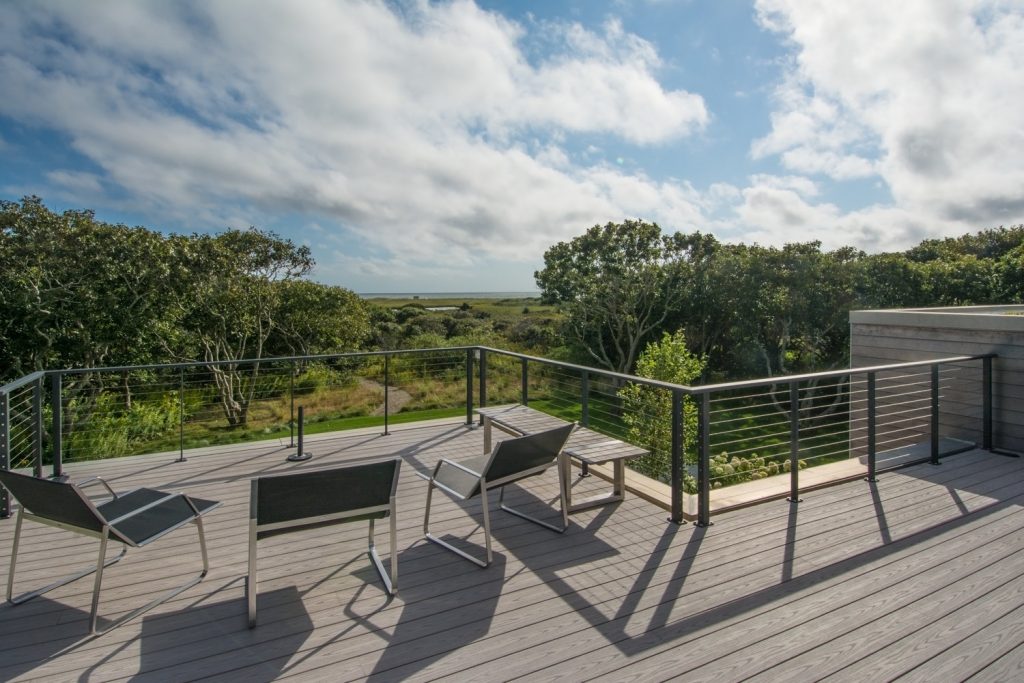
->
(0, 469, 220, 635)
(247, 459, 402, 628)
(422, 423, 575, 567)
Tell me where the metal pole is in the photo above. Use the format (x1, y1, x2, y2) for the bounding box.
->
(290, 361, 296, 448)
(697, 392, 712, 527)
(177, 368, 187, 463)
(32, 378, 43, 478)
(983, 356, 993, 451)
(1, 391, 9, 518)
(51, 373, 63, 479)
(670, 390, 683, 524)
(478, 348, 487, 411)
(288, 406, 313, 461)
(865, 372, 877, 482)
(931, 364, 940, 465)
(788, 382, 802, 503)
(466, 348, 474, 426)
(581, 371, 590, 427)
(521, 358, 529, 406)
(382, 354, 390, 436)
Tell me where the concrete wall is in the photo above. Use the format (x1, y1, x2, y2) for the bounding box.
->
(849, 306, 1024, 455)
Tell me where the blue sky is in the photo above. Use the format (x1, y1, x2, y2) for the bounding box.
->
(2, 0, 1022, 292)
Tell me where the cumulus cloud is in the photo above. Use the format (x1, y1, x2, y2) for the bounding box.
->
(0, 0, 710, 287)
(753, 0, 1024, 230)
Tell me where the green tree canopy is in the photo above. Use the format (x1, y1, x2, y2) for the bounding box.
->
(535, 220, 686, 374)
(619, 330, 705, 486)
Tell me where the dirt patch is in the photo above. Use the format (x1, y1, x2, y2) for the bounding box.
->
(360, 378, 413, 416)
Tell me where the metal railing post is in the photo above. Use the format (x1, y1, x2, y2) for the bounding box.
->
(983, 356, 993, 450)
(697, 392, 712, 527)
(581, 371, 590, 427)
(383, 354, 390, 436)
(521, 357, 529, 406)
(931, 364, 940, 465)
(289, 361, 296, 447)
(177, 368, 187, 463)
(788, 382, 802, 503)
(33, 377, 43, 478)
(288, 406, 312, 461)
(51, 373, 63, 479)
(865, 372, 877, 482)
(1, 390, 9, 518)
(670, 390, 683, 524)
(466, 348, 474, 426)
(478, 348, 487, 412)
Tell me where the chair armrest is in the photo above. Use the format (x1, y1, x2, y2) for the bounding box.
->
(436, 458, 484, 478)
(77, 476, 118, 499)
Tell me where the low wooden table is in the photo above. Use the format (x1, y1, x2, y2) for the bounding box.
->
(560, 439, 649, 513)
(475, 404, 649, 514)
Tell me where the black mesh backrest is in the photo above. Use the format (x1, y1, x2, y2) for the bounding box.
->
(0, 470, 104, 533)
(253, 459, 401, 527)
(485, 423, 575, 483)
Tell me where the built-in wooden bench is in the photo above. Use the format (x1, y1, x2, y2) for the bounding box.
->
(475, 404, 649, 513)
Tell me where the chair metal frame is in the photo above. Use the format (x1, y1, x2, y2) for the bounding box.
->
(422, 424, 573, 567)
(246, 459, 401, 628)
(2, 473, 216, 635)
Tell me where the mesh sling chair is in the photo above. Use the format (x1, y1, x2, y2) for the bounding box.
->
(247, 458, 401, 628)
(422, 422, 575, 567)
(0, 469, 220, 635)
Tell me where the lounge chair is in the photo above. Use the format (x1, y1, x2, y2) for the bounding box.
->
(0, 469, 219, 634)
(247, 458, 401, 628)
(422, 423, 575, 567)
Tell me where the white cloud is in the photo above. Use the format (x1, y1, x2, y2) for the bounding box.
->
(753, 0, 1024, 228)
(45, 169, 103, 193)
(0, 0, 712, 288)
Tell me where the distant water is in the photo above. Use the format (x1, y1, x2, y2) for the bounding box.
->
(360, 291, 541, 299)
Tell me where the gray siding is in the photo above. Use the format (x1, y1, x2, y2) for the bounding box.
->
(850, 308, 1024, 454)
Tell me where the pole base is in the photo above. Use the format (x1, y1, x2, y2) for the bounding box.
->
(287, 452, 313, 462)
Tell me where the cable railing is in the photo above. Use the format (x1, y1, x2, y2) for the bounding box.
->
(0, 348, 997, 525)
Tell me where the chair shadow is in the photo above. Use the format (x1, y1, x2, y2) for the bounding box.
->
(366, 541, 507, 679)
(129, 584, 314, 681)
(0, 597, 98, 681)
(367, 481, 621, 680)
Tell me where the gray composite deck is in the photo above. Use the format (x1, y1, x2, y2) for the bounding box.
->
(1, 419, 1023, 682)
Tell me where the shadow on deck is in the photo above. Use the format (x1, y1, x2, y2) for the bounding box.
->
(1, 419, 1023, 682)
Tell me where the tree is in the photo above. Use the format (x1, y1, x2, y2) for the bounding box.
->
(618, 331, 705, 487)
(719, 242, 857, 378)
(535, 220, 685, 374)
(173, 228, 314, 427)
(0, 196, 181, 378)
(271, 280, 370, 361)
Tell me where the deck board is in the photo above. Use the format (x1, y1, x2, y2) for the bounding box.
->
(1, 419, 1022, 681)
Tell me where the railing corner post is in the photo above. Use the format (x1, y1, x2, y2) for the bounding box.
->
(669, 390, 684, 524)
(50, 373, 63, 479)
(696, 392, 712, 527)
